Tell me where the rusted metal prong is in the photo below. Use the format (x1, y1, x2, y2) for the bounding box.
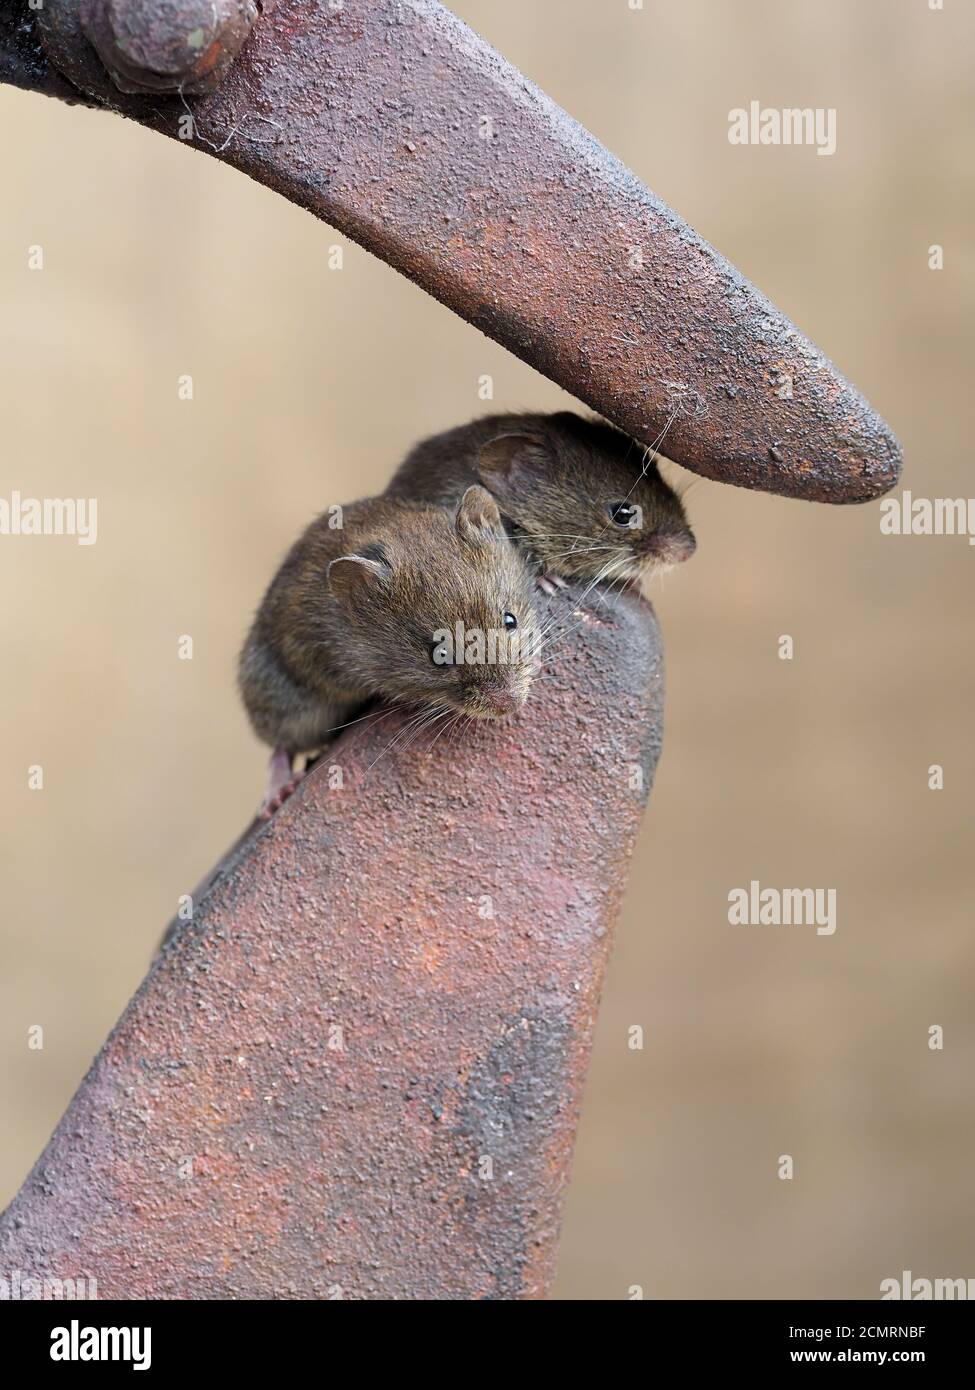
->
(0, 588, 662, 1299)
(9, 0, 900, 503)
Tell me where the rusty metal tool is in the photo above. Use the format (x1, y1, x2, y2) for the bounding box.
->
(5, 0, 900, 501)
(0, 590, 661, 1299)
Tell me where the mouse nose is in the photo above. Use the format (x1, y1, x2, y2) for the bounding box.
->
(466, 674, 528, 717)
(646, 530, 696, 563)
(480, 687, 521, 716)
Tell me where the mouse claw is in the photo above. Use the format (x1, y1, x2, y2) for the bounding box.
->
(258, 776, 305, 821)
(537, 573, 569, 596)
(258, 747, 305, 820)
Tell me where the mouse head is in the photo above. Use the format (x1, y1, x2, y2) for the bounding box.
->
(329, 489, 540, 720)
(475, 412, 696, 590)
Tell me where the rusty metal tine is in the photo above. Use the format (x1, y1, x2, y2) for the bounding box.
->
(8, 0, 900, 502)
(0, 592, 662, 1299)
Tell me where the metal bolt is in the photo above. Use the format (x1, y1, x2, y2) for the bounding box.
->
(80, 0, 258, 96)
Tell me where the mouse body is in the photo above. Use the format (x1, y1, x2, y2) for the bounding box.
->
(386, 411, 695, 592)
(239, 487, 540, 814)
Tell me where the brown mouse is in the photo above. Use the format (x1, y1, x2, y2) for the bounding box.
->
(239, 486, 541, 815)
(386, 411, 696, 593)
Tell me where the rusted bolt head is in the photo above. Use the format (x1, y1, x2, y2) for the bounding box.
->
(80, 0, 258, 96)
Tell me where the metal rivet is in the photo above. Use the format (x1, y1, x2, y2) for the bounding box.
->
(80, 0, 258, 95)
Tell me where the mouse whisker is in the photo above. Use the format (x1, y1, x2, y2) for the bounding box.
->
(404, 704, 452, 751)
(555, 552, 625, 616)
(425, 708, 460, 756)
(544, 545, 619, 560)
(323, 705, 391, 737)
(366, 705, 438, 772)
(402, 711, 449, 761)
(538, 554, 631, 654)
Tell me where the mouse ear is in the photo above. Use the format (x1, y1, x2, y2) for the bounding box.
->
(456, 485, 505, 545)
(477, 432, 547, 485)
(328, 553, 391, 604)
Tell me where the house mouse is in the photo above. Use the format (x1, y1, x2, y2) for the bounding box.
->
(239, 486, 541, 816)
(386, 411, 696, 593)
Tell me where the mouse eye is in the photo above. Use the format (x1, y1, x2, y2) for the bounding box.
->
(609, 501, 638, 528)
(430, 639, 454, 666)
(503, 611, 518, 631)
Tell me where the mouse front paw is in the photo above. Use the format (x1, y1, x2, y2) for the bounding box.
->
(537, 573, 569, 596)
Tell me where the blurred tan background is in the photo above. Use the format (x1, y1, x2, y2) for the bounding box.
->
(1, 0, 972, 1299)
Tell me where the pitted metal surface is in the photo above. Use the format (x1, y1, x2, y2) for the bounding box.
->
(6, 0, 901, 501)
(0, 589, 662, 1299)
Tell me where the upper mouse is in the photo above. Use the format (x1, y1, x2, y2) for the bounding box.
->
(386, 411, 696, 591)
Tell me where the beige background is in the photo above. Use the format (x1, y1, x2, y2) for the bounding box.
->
(1, 0, 972, 1299)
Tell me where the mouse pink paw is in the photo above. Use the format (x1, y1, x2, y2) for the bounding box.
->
(258, 747, 305, 820)
(537, 573, 569, 596)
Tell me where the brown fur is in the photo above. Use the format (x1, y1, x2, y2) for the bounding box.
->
(239, 491, 540, 755)
(386, 411, 696, 587)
